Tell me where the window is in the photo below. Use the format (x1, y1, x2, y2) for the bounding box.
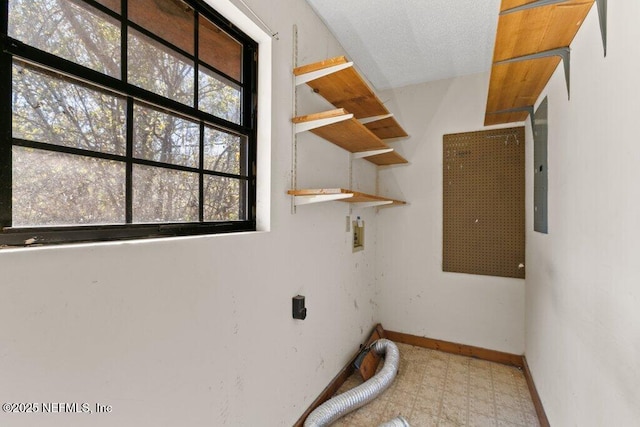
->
(0, 0, 258, 246)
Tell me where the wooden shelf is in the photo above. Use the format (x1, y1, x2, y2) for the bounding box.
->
(485, 0, 595, 125)
(495, 0, 593, 62)
(293, 109, 408, 165)
(294, 56, 408, 140)
(485, 57, 560, 125)
(364, 150, 408, 166)
(363, 116, 409, 140)
(291, 57, 410, 210)
(288, 188, 406, 207)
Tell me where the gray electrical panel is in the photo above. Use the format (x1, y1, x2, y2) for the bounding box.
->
(534, 97, 548, 233)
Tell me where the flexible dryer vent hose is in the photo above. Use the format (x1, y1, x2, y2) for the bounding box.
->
(303, 339, 409, 427)
(378, 416, 411, 427)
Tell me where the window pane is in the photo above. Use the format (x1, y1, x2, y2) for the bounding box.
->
(95, 0, 120, 13)
(129, 0, 194, 54)
(133, 165, 198, 223)
(12, 61, 126, 156)
(128, 29, 194, 106)
(204, 176, 241, 221)
(134, 104, 199, 167)
(204, 127, 243, 174)
(199, 16, 242, 82)
(8, 0, 121, 78)
(12, 147, 125, 226)
(198, 68, 241, 124)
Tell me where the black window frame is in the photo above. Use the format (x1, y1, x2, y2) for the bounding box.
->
(0, 0, 258, 247)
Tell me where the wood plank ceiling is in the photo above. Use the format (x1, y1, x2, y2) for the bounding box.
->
(485, 0, 596, 125)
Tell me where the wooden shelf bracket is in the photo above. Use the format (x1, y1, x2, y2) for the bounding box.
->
(351, 148, 394, 159)
(294, 112, 353, 133)
(358, 114, 394, 125)
(292, 193, 354, 206)
(500, 0, 569, 15)
(352, 201, 394, 208)
(295, 61, 354, 86)
(488, 105, 535, 129)
(495, 47, 571, 99)
(596, 0, 607, 56)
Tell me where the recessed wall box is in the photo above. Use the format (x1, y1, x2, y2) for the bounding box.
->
(353, 218, 364, 252)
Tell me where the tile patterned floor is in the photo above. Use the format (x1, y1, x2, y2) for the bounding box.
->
(331, 342, 540, 427)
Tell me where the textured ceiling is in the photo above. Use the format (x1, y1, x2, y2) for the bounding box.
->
(306, 0, 501, 90)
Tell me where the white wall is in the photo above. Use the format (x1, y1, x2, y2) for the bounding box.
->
(375, 72, 526, 355)
(0, 1, 381, 426)
(525, 3, 640, 426)
(12, 1, 636, 426)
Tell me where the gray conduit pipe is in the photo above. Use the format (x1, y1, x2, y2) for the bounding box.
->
(303, 339, 408, 427)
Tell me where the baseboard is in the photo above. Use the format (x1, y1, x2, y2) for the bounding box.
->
(292, 324, 386, 427)
(292, 358, 355, 427)
(522, 356, 550, 427)
(385, 330, 524, 368)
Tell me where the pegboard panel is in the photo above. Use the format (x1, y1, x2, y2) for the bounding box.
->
(443, 127, 525, 279)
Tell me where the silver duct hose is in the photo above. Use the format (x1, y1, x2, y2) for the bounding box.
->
(378, 416, 411, 427)
(304, 339, 407, 427)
